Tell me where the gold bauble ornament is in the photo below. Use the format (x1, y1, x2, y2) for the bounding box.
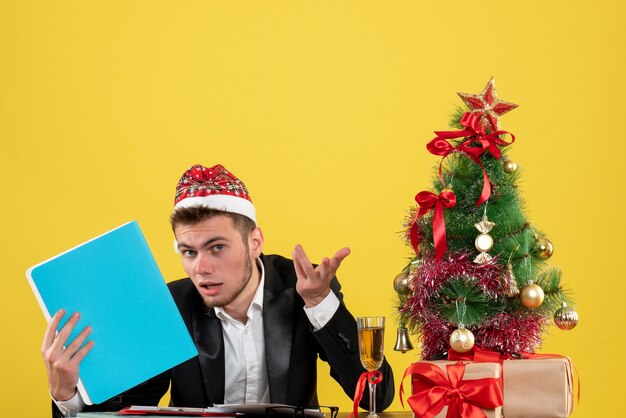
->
(533, 236, 554, 259)
(393, 272, 411, 295)
(554, 302, 579, 330)
(520, 281, 545, 309)
(503, 159, 518, 173)
(449, 327, 475, 353)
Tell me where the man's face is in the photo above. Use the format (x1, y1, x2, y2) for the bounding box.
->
(174, 215, 263, 309)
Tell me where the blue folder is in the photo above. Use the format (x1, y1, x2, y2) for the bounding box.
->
(27, 221, 198, 405)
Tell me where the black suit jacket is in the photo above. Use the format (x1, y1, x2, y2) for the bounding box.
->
(54, 254, 394, 416)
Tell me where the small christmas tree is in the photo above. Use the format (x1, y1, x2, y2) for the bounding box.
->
(394, 78, 579, 360)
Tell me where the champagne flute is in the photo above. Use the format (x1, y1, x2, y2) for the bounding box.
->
(356, 316, 385, 418)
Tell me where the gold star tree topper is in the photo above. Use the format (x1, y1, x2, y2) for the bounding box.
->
(457, 77, 518, 133)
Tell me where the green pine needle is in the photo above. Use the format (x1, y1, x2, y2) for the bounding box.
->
(450, 106, 466, 129)
(434, 277, 501, 326)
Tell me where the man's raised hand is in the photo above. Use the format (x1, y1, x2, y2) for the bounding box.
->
(292, 244, 350, 308)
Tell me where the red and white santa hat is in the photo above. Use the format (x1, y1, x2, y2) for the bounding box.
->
(173, 164, 257, 225)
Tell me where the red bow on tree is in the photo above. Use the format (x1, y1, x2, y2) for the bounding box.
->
(427, 112, 515, 207)
(410, 189, 456, 261)
(400, 362, 503, 418)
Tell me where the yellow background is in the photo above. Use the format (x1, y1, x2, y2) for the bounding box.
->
(1, 1, 624, 417)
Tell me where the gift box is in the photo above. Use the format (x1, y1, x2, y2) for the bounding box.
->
(503, 357, 574, 418)
(404, 361, 503, 418)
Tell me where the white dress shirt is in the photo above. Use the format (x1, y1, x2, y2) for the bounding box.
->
(215, 262, 269, 404)
(55, 258, 340, 416)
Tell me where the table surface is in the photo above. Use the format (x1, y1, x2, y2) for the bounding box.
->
(75, 411, 412, 418)
(341, 413, 412, 418)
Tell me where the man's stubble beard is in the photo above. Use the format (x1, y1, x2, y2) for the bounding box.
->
(203, 248, 254, 309)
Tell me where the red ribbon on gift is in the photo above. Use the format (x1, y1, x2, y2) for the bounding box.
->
(428, 112, 515, 207)
(350, 370, 383, 418)
(411, 189, 456, 262)
(400, 361, 503, 418)
(448, 346, 511, 363)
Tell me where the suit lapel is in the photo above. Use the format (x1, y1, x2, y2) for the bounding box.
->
(192, 306, 225, 405)
(262, 256, 294, 404)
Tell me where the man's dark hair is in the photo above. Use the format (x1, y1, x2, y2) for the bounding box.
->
(170, 206, 256, 243)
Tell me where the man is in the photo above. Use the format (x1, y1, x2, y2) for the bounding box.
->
(42, 164, 395, 417)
